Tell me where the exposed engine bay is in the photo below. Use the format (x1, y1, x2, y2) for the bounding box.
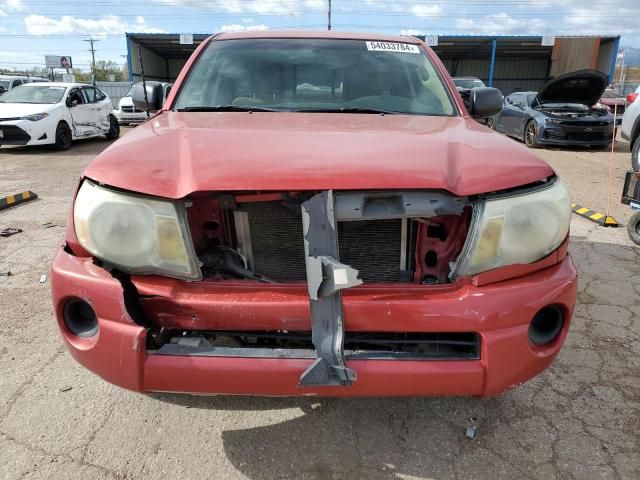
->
(535, 100, 609, 117)
(186, 190, 472, 286)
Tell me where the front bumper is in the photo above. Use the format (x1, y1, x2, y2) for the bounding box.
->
(113, 110, 147, 123)
(0, 120, 50, 146)
(51, 247, 577, 397)
(540, 125, 614, 146)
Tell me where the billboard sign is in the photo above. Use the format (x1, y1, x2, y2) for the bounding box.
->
(45, 55, 73, 69)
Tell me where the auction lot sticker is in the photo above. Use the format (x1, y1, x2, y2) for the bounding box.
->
(366, 41, 420, 53)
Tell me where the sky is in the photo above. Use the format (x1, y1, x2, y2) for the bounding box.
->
(0, 0, 639, 72)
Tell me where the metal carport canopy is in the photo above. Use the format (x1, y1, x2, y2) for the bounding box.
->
(417, 34, 619, 95)
(126, 33, 211, 83)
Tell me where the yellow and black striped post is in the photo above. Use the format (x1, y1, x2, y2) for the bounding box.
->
(0, 191, 38, 212)
(571, 203, 619, 227)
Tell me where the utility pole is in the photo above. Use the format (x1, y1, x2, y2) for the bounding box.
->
(83, 38, 98, 85)
(328, 0, 332, 30)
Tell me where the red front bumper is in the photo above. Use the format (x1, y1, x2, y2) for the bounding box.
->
(51, 247, 577, 397)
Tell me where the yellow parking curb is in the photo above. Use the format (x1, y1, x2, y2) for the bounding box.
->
(571, 203, 619, 227)
(0, 191, 38, 211)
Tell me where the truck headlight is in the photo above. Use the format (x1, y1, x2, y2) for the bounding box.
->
(74, 180, 201, 280)
(456, 179, 571, 276)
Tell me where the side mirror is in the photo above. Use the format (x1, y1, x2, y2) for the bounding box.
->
(132, 81, 164, 112)
(66, 98, 78, 108)
(0, 86, 5, 95)
(468, 87, 503, 118)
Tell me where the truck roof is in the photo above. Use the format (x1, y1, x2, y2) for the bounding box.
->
(215, 30, 423, 44)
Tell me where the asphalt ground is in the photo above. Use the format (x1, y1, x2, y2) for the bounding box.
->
(0, 128, 639, 480)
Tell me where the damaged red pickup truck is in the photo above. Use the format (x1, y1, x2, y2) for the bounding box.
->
(51, 31, 577, 397)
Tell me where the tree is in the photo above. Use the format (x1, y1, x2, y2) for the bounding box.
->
(93, 60, 126, 81)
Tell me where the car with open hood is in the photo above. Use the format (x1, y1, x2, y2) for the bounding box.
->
(51, 31, 576, 397)
(489, 70, 615, 148)
(0, 83, 119, 150)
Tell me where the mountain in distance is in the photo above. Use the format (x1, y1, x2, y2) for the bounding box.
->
(620, 46, 640, 66)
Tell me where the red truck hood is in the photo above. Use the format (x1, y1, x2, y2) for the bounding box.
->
(85, 112, 553, 199)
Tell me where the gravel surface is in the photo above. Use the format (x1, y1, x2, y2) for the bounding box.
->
(0, 130, 638, 480)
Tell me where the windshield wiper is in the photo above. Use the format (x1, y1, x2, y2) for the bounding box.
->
(176, 105, 281, 113)
(295, 107, 397, 115)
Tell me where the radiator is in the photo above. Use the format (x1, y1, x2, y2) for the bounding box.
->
(244, 201, 403, 282)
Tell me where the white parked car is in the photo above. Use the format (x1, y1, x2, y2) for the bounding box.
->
(113, 86, 148, 125)
(0, 75, 50, 94)
(0, 83, 119, 150)
(114, 81, 173, 125)
(621, 93, 640, 171)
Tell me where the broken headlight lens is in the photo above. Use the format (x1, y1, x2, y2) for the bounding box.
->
(457, 179, 571, 276)
(73, 180, 201, 280)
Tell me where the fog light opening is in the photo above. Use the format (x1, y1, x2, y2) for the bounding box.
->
(528, 305, 564, 346)
(63, 299, 99, 338)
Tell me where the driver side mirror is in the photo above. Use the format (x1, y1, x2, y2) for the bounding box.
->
(468, 87, 503, 118)
(132, 81, 164, 112)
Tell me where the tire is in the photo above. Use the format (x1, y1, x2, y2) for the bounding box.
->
(524, 120, 540, 148)
(53, 122, 72, 151)
(632, 137, 640, 172)
(627, 211, 640, 246)
(106, 115, 120, 140)
(486, 117, 496, 130)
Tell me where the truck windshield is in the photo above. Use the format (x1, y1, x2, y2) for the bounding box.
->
(174, 38, 456, 116)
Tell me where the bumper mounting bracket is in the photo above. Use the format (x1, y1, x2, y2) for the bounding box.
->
(299, 190, 362, 387)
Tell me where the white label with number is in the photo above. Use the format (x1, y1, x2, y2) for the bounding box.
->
(366, 41, 419, 53)
(541, 35, 555, 46)
(426, 35, 438, 47)
(180, 33, 194, 45)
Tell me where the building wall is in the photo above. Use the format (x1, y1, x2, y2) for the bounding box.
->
(550, 38, 600, 78)
(95, 81, 131, 108)
(128, 37, 172, 82)
(441, 57, 549, 95)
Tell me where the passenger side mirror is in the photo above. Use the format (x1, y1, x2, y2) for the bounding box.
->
(66, 97, 78, 108)
(468, 87, 503, 118)
(132, 81, 164, 112)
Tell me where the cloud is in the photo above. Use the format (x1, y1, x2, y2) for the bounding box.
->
(0, 0, 25, 15)
(411, 5, 443, 18)
(24, 14, 166, 36)
(2, 0, 25, 12)
(455, 13, 544, 35)
(220, 24, 270, 33)
(158, 0, 324, 15)
(400, 29, 424, 37)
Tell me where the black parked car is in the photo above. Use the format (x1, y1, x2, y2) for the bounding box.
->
(489, 70, 615, 149)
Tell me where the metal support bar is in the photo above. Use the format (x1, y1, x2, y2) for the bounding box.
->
(299, 190, 361, 387)
(488, 37, 497, 87)
(126, 34, 133, 83)
(609, 36, 621, 86)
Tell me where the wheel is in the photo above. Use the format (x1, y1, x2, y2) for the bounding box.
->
(632, 137, 640, 171)
(524, 120, 540, 148)
(627, 211, 640, 246)
(53, 122, 72, 151)
(106, 115, 120, 140)
(486, 117, 496, 130)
